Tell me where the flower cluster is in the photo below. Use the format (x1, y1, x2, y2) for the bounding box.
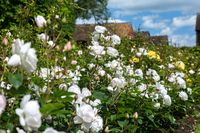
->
(8, 39, 38, 72)
(0, 21, 199, 133)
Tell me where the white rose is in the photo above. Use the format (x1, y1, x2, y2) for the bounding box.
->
(95, 26, 107, 34)
(88, 63, 95, 70)
(111, 35, 121, 46)
(110, 60, 119, 69)
(35, 15, 47, 28)
(74, 104, 96, 124)
(111, 77, 126, 89)
(38, 33, 49, 41)
(136, 52, 142, 57)
(90, 115, 103, 132)
(47, 41, 54, 47)
(153, 75, 160, 82)
(8, 54, 21, 66)
(107, 86, 114, 92)
(135, 69, 143, 78)
(76, 130, 84, 133)
(16, 95, 42, 131)
(176, 77, 186, 89)
(43, 127, 65, 133)
(90, 45, 104, 57)
(107, 47, 119, 57)
(189, 70, 195, 74)
(138, 83, 147, 92)
(153, 103, 160, 109)
(8, 39, 38, 72)
(139, 48, 147, 55)
(68, 85, 81, 95)
(90, 99, 101, 107)
(98, 69, 105, 77)
(163, 95, 171, 106)
(168, 64, 175, 69)
(0, 95, 6, 115)
(179, 91, 188, 101)
(91, 40, 99, 46)
(187, 88, 192, 95)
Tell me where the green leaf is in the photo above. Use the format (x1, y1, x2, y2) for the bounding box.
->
(93, 91, 108, 101)
(40, 103, 65, 115)
(110, 115, 117, 121)
(8, 73, 23, 89)
(118, 120, 129, 128)
(111, 128, 121, 132)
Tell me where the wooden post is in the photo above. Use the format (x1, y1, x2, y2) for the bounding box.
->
(196, 13, 200, 46)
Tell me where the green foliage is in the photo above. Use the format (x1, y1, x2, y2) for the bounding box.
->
(0, 3, 200, 131)
(7, 73, 23, 89)
(0, 0, 76, 40)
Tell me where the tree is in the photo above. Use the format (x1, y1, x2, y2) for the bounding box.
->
(74, 0, 109, 23)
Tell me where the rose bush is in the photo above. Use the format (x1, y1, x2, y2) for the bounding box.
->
(0, 5, 200, 132)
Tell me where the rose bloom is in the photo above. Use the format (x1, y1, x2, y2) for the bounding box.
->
(16, 95, 42, 131)
(8, 39, 38, 72)
(147, 50, 160, 60)
(163, 95, 172, 106)
(0, 95, 6, 115)
(107, 47, 119, 57)
(63, 41, 72, 52)
(179, 91, 188, 101)
(130, 56, 139, 63)
(35, 15, 47, 28)
(111, 34, 121, 46)
(175, 61, 185, 70)
(95, 25, 107, 34)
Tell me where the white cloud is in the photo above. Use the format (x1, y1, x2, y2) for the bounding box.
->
(108, 0, 200, 15)
(169, 34, 195, 47)
(76, 17, 126, 24)
(160, 27, 173, 35)
(172, 15, 196, 28)
(142, 15, 166, 29)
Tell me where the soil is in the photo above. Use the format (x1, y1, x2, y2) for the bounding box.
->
(175, 115, 199, 133)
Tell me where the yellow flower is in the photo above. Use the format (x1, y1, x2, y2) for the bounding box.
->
(130, 56, 139, 63)
(147, 50, 160, 60)
(186, 78, 192, 86)
(175, 61, 185, 70)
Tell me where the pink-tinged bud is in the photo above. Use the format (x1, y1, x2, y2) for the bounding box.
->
(71, 60, 77, 65)
(0, 95, 6, 115)
(125, 113, 129, 119)
(133, 112, 138, 119)
(63, 41, 72, 52)
(2, 37, 8, 45)
(56, 45, 60, 50)
(95, 76, 100, 81)
(104, 126, 109, 133)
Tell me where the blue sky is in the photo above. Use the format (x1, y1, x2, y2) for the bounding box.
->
(77, 0, 200, 47)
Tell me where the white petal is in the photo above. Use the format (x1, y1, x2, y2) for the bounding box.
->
(25, 116, 42, 130)
(16, 109, 25, 126)
(74, 116, 83, 124)
(20, 95, 31, 108)
(12, 39, 23, 55)
(23, 101, 40, 116)
(8, 54, 21, 66)
(81, 122, 91, 132)
(20, 42, 31, 55)
(81, 88, 91, 98)
(68, 85, 81, 95)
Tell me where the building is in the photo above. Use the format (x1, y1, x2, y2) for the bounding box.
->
(150, 35, 169, 45)
(74, 23, 134, 42)
(196, 13, 200, 46)
(74, 23, 168, 45)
